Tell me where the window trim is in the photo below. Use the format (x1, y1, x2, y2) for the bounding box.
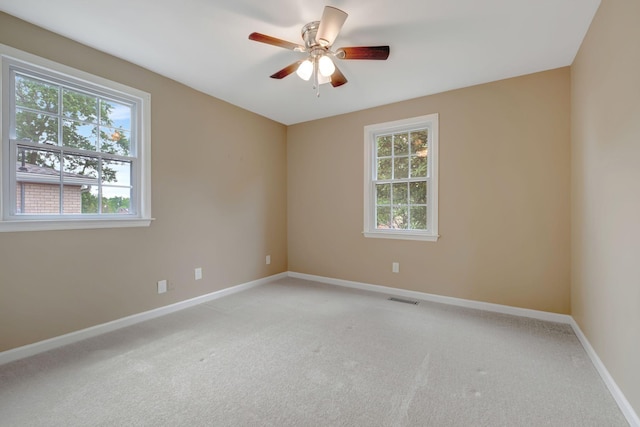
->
(363, 114, 439, 242)
(0, 43, 152, 232)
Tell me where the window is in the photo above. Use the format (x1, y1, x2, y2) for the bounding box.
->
(1, 45, 151, 232)
(363, 114, 439, 241)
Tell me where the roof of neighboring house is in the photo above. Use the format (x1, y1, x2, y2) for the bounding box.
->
(16, 162, 98, 186)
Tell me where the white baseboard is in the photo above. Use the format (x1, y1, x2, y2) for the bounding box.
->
(288, 271, 639, 427)
(0, 272, 288, 366)
(568, 318, 640, 427)
(288, 271, 572, 324)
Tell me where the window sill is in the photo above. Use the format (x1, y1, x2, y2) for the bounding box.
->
(363, 231, 439, 242)
(0, 217, 154, 233)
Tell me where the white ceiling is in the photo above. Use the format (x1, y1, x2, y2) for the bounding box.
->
(0, 0, 600, 125)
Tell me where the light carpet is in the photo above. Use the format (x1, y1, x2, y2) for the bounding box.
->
(0, 277, 627, 426)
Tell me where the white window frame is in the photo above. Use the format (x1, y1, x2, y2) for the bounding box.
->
(0, 44, 152, 232)
(363, 113, 439, 241)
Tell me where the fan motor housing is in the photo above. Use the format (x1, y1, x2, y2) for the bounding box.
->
(301, 21, 321, 49)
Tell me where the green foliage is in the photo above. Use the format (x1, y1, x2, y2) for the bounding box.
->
(81, 190, 99, 214)
(394, 157, 409, 179)
(393, 132, 409, 156)
(411, 130, 428, 153)
(410, 206, 427, 229)
(16, 110, 58, 145)
(392, 206, 409, 229)
(376, 206, 391, 228)
(63, 88, 97, 122)
(102, 196, 130, 213)
(410, 155, 427, 178)
(392, 183, 408, 204)
(81, 190, 129, 214)
(376, 135, 392, 157)
(409, 182, 427, 205)
(410, 130, 428, 178)
(377, 158, 392, 180)
(15, 75, 58, 113)
(376, 183, 391, 205)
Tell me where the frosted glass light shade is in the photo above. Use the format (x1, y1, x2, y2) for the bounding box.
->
(318, 55, 336, 77)
(296, 60, 313, 81)
(318, 73, 331, 85)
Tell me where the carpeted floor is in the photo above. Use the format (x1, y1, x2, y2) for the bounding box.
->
(0, 277, 628, 426)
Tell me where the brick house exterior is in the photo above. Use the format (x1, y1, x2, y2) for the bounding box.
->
(15, 163, 95, 214)
(15, 182, 83, 214)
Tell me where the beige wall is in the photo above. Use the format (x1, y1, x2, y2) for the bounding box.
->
(0, 13, 288, 352)
(288, 68, 571, 314)
(571, 0, 640, 415)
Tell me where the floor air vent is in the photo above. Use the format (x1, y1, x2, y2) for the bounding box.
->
(388, 297, 419, 305)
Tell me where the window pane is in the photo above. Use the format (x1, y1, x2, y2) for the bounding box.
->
(18, 182, 61, 214)
(80, 185, 99, 214)
(15, 74, 59, 114)
(409, 181, 427, 204)
(376, 183, 391, 205)
(376, 206, 391, 229)
(100, 128, 131, 155)
(17, 147, 61, 174)
(102, 186, 131, 214)
(63, 154, 99, 215)
(62, 184, 86, 214)
(63, 89, 98, 123)
(63, 154, 99, 182)
(63, 120, 97, 150)
(376, 135, 392, 157)
(16, 148, 61, 215)
(377, 158, 392, 180)
(392, 206, 408, 229)
(15, 109, 59, 144)
(393, 133, 409, 156)
(102, 160, 131, 185)
(392, 182, 408, 205)
(410, 155, 427, 178)
(394, 157, 409, 179)
(101, 100, 132, 131)
(410, 206, 427, 230)
(411, 130, 428, 156)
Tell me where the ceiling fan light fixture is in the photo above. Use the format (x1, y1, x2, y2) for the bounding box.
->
(318, 55, 336, 77)
(249, 5, 390, 96)
(296, 59, 313, 81)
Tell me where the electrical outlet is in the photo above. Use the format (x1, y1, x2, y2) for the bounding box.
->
(157, 280, 167, 294)
(392, 262, 400, 273)
(266, 255, 271, 265)
(195, 267, 202, 280)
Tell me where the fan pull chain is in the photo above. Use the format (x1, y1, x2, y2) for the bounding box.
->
(313, 58, 320, 97)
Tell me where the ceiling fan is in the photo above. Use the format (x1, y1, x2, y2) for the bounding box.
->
(249, 6, 390, 96)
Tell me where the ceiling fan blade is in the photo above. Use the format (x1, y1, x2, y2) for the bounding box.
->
(249, 32, 304, 51)
(270, 61, 303, 79)
(316, 6, 348, 47)
(336, 46, 390, 60)
(330, 65, 348, 87)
